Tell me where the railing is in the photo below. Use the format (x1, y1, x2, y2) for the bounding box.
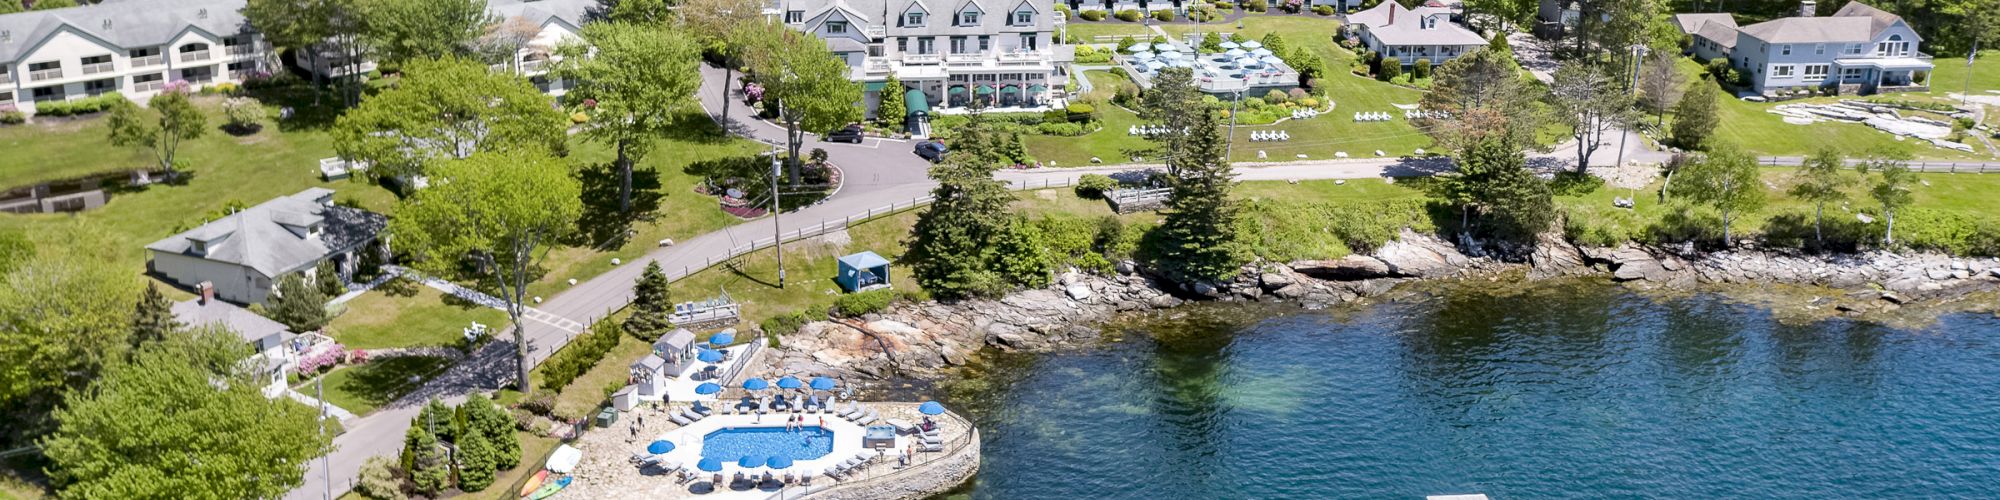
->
(225, 44, 255, 56)
(181, 50, 211, 62)
(132, 55, 165, 67)
(0, 72, 11, 85)
(947, 51, 987, 62)
(81, 62, 114, 75)
(662, 177, 1075, 283)
(713, 333, 763, 386)
(864, 25, 886, 38)
(902, 53, 942, 64)
(1756, 156, 1998, 173)
(864, 57, 892, 72)
(30, 68, 62, 81)
(763, 407, 979, 500)
(998, 50, 1047, 62)
(134, 80, 165, 92)
(519, 59, 548, 73)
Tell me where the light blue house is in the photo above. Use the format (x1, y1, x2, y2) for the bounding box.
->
(836, 251, 892, 293)
(1680, 1, 1933, 96)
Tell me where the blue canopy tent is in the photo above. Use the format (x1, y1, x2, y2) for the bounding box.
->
(836, 251, 892, 293)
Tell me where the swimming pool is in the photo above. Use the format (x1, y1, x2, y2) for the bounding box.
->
(701, 426, 835, 461)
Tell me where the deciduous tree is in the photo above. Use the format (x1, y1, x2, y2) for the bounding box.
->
(0, 226, 136, 442)
(1418, 48, 1542, 152)
(738, 22, 863, 185)
(363, 0, 491, 67)
(106, 90, 206, 177)
(552, 22, 701, 212)
(1672, 79, 1720, 150)
(392, 151, 582, 393)
(878, 73, 906, 128)
(1548, 60, 1635, 173)
(41, 329, 330, 499)
(334, 57, 567, 181)
(609, 0, 673, 24)
(1788, 148, 1854, 246)
(1674, 146, 1765, 246)
(244, 0, 368, 105)
(1637, 49, 1686, 127)
(1861, 149, 1917, 246)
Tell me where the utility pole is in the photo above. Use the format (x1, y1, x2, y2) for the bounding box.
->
(1964, 39, 1979, 107)
(1225, 89, 1242, 159)
(1617, 44, 1646, 172)
(770, 146, 786, 289)
(318, 377, 329, 500)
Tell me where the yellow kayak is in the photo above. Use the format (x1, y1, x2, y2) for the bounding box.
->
(518, 469, 549, 498)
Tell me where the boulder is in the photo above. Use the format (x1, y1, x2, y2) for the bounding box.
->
(1608, 247, 1669, 282)
(1065, 285, 1094, 301)
(1371, 230, 1470, 278)
(1271, 283, 1309, 299)
(1529, 232, 1590, 280)
(1259, 272, 1295, 290)
(1290, 256, 1395, 280)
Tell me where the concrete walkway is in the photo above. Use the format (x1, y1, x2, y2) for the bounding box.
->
(286, 390, 359, 423)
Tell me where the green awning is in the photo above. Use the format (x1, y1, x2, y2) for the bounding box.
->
(904, 89, 929, 116)
(1028, 84, 1047, 93)
(864, 81, 887, 91)
(999, 85, 1020, 94)
(948, 86, 967, 95)
(975, 85, 995, 95)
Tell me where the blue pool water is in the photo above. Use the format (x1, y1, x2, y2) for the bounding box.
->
(701, 426, 835, 461)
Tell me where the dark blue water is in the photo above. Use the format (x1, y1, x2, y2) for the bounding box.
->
(942, 283, 2000, 499)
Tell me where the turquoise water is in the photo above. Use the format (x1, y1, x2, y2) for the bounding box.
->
(945, 283, 2000, 498)
(700, 426, 835, 462)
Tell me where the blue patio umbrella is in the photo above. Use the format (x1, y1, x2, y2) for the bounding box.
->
(709, 331, 735, 345)
(809, 377, 838, 391)
(776, 376, 804, 390)
(742, 378, 770, 391)
(919, 401, 946, 415)
(738, 456, 766, 469)
(695, 382, 722, 395)
(696, 349, 725, 363)
(698, 457, 724, 472)
(766, 456, 794, 469)
(647, 440, 675, 454)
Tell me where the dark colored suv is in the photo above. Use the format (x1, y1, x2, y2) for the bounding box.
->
(825, 124, 865, 143)
(914, 141, 948, 162)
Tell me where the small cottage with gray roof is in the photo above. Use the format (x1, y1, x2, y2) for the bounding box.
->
(147, 188, 386, 305)
(1346, 1, 1487, 67)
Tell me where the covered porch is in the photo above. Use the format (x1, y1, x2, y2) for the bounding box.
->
(1834, 56, 1934, 94)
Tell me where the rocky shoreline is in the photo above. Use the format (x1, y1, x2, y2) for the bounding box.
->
(762, 231, 2000, 383)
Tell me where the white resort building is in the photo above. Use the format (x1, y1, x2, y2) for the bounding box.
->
(1346, 0, 1487, 67)
(776, 0, 1073, 133)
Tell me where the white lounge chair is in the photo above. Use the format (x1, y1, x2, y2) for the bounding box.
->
(920, 442, 944, 452)
(670, 413, 692, 425)
(838, 403, 862, 419)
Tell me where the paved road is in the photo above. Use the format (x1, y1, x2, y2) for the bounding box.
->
(285, 59, 1695, 499)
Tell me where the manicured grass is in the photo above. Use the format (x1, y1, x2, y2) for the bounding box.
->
(1024, 72, 1156, 167)
(534, 332, 651, 419)
(1671, 58, 1989, 160)
(309, 355, 454, 416)
(1918, 50, 2000, 100)
(1235, 177, 1429, 203)
(1558, 170, 2000, 246)
(327, 283, 509, 350)
(1064, 22, 1158, 43)
(1159, 16, 1437, 161)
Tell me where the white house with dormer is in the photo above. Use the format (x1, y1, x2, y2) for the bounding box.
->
(1678, 1, 1933, 95)
(146, 188, 387, 305)
(1347, 1, 1486, 67)
(776, 0, 1072, 132)
(0, 0, 274, 114)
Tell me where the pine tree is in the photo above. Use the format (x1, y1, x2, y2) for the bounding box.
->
(418, 398, 456, 444)
(1672, 82, 1720, 150)
(458, 394, 521, 468)
(130, 282, 181, 349)
(313, 260, 346, 298)
(264, 274, 329, 332)
(988, 217, 1051, 288)
(403, 425, 449, 496)
(905, 108, 1016, 300)
(1147, 68, 1245, 282)
(1430, 136, 1555, 243)
(454, 430, 498, 492)
(623, 262, 674, 341)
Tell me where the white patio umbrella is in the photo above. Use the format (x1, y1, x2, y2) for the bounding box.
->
(1225, 48, 1248, 57)
(1242, 40, 1263, 49)
(1159, 50, 1183, 59)
(1261, 55, 1285, 65)
(1131, 51, 1155, 60)
(1126, 44, 1150, 53)
(1154, 43, 1176, 51)
(1219, 41, 1240, 49)
(1146, 60, 1168, 70)
(1251, 48, 1274, 57)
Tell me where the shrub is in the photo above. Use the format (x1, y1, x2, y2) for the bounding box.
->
(1312, 4, 1334, 15)
(0, 110, 23, 125)
(1066, 102, 1097, 121)
(1378, 61, 1401, 82)
(537, 321, 622, 393)
(32, 92, 125, 117)
(1081, 9, 1107, 20)
(1263, 89, 1289, 105)
(1151, 9, 1174, 21)
(1298, 97, 1320, 108)
(455, 431, 497, 492)
(356, 456, 406, 500)
(1243, 97, 1267, 109)
(1115, 8, 1141, 21)
(222, 97, 263, 134)
(1245, 0, 1267, 12)
(1035, 121, 1086, 136)
(1550, 171, 1604, 196)
(1075, 174, 1118, 199)
(759, 310, 814, 336)
(1075, 45, 1111, 64)
(1894, 209, 2000, 256)
(1413, 58, 1432, 79)
(833, 288, 897, 317)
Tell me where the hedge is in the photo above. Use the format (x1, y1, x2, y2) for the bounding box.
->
(33, 92, 127, 117)
(537, 320, 623, 393)
(1151, 9, 1175, 21)
(760, 310, 816, 336)
(833, 288, 898, 317)
(1080, 9, 1107, 21)
(1115, 9, 1142, 21)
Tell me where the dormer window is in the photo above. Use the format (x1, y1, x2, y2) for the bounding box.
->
(960, 11, 979, 25)
(308, 224, 323, 238)
(827, 21, 847, 34)
(907, 12, 924, 26)
(192, 240, 208, 254)
(1013, 10, 1033, 24)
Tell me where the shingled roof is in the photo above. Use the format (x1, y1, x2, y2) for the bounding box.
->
(0, 0, 249, 63)
(147, 188, 386, 279)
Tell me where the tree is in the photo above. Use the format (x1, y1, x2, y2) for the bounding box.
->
(314, 259, 347, 298)
(1148, 68, 1245, 282)
(1637, 49, 1686, 127)
(393, 151, 582, 393)
(1788, 148, 1854, 246)
(1419, 48, 1542, 152)
(1675, 146, 1765, 246)
(457, 394, 519, 468)
(1138, 67, 1212, 177)
(623, 262, 675, 341)
(738, 22, 863, 185)
(266, 273, 330, 332)
(334, 57, 568, 182)
(355, 456, 407, 500)
(244, 0, 368, 105)
(41, 329, 330, 499)
(363, 0, 490, 67)
(473, 15, 543, 70)
(1429, 136, 1556, 243)
(0, 226, 136, 443)
(1861, 150, 1917, 246)
(0, 1, 24, 14)
(1548, 60, 1635, 173)
(1202, 31, 1224, 52)
(878, 73, 906, 128)
(680, 0, 763, 124)
(552, 22, 702, 212)
(1413, 58, 1433, 79)
(609, 0, 673, 24)
(905, 110, 1017, 300)
(455, 429, 498, 491)
(130, 283, 181, 350)
(106, 90, 206, 177)
(402, 424, 449, 495)
(27, 0, 73, 10)
(1672, 81, 1719, 150)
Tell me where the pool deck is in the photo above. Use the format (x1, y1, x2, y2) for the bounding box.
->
(565, 401, 974, 499)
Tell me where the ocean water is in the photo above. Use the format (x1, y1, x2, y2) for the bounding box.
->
(943, 282, 2000, 499)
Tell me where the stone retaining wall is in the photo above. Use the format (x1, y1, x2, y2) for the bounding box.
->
(800, 428, 981, 500)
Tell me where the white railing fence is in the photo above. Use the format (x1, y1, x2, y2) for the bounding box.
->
(1755, 156, 1999, 173)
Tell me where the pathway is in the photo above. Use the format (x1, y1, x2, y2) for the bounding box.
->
(286, 390, 359, 423)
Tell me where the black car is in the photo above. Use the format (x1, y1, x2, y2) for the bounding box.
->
(825, 124, 864, 143)
(913, 141, 948, 162)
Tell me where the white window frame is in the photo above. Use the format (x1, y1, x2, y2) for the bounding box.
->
(1802, 64, 1829, 81)
(827, 21, 848, 34)
(1013, 10, 1033, 24)
(1780, 44, 1791, 55)
(786, 10, 804, 23)
(1815, 43, 1825, 55)
(1771, 64, 1796, 78)
(960, 11, 979, 25)
(906, 12, 924, 26)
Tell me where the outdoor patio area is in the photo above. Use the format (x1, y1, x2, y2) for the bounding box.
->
(1120, 40, 1299, 95)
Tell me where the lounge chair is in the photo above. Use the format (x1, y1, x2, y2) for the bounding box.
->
(693, 403, 713, 416)
(837, 403, 861, 419)
(920, 442, 944, 452)
(855, 410, 880, 426)
(822, 395, 838, 414)
(670, 413, 692, 425)
(757, 396, 771, 414)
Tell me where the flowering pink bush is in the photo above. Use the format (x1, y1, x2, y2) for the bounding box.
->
(349, 349, 370, 364)
(297, 343, 348, 374)
(163, 80, 192, 94)
(582, 98, 598, 108)
(744, 83, 765, 103)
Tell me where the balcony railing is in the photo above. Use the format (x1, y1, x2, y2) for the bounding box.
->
(864, 25, 885, 38)
(0, 73, 11, 85)
(134, 80, 165, 93)
(181, 50, 211, 62)
(132, 55, 165, 67)
(81, 62, 114, 75)
(903, 53, 942, 64)
(225, 45, 255, 56)
(997, 50, 1048, 62)
(519, 59, 548, 72)
(865, 57, 892, 72)
(30, 69, 63, 81)
(947, 52, 987, 62)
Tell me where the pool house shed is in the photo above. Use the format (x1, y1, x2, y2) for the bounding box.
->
(836, 251, 892, 293)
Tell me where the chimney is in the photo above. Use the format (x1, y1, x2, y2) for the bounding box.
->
(1800, 0, 1816, 17)
(1389, 3, 1396, 25)
(198, 281, 215, 304)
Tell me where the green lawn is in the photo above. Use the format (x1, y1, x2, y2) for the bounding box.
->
(1024, 71, 1157, 167)
(1559, 170, 2000, 247)
(308, 355, 454, 416)
(1671, 58, 1989, 160)
(327, 283, 509, 350)
(1919, 50, 2000, 100)
(1064, 22, 1158, 44)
